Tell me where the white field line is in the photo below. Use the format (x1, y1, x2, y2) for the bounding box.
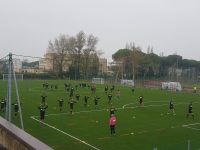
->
(123, 102, 194, 110)
(124, 104, 168, 109)
(182, 123, 200, 127)
(31, 101, 195, 118)
(31, 109, 108, 118)
(184, 126, 200, 131)
(122, 101, 168, 109)
(31, 116, 101, 150)
(30, 101, 200, 149)
(32, 103, 168, 118)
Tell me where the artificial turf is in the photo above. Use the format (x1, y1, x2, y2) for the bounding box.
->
(1, 80, 200, 150)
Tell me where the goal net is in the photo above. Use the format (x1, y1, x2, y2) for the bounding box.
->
(121, 79, 134, 87)
(3, 74, 24, 81)
(161, 82, 182, 91)
(92, 78, 105, 84)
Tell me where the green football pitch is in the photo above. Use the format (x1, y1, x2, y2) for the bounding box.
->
(1, 80, 200, 150)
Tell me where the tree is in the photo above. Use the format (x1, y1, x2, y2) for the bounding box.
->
(75, 31, 86, 78)
(47, 31, 100, 79)
(82, 34, 98, 78)
(47, 34, 71, 76)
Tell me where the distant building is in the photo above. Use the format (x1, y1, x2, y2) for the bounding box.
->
(22, 67, 43, 74)
(13, 59, 22, 73)
(99, 58, 108, 74)
(39, 51, 72, 72)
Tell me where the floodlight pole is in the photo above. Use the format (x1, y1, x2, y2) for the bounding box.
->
(5, 53, 24, 130)
(6, 53, 12, 121)
(12, 61, 24, 129)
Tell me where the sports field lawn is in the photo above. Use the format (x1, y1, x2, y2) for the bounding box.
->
(1, 80, 200, 150)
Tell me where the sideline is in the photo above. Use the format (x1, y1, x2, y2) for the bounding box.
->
(31, 116, 101, 150)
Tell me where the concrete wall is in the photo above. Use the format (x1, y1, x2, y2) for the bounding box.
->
(0, 117, 53, 150)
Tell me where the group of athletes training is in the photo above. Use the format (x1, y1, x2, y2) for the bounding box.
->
(35, 82, 196, 135)
(0, 82, 194, 134)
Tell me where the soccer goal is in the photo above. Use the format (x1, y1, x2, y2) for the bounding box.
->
(121, 79, 135, 87)
(3, 74, 24, 81)
(92, 78, 105, 84)
(161, 82, 182, 91)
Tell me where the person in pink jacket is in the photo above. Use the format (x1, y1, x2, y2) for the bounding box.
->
(109, 114, 117, 135)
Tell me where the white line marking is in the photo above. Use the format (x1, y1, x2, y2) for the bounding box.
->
(123, 102, 192, 110)
(185, 126, 200, 131)
(123, 101, 200, 109)
(31, 116, 101, 150)
(182, 123, 200, 127)
(31, 109, 108, 118)
(32, 102, 196, 118)
(124, 104, 168, 109)
(122, 101, 169, 109)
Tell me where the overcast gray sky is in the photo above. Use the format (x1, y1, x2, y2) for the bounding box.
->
(0, 0, 200, 61)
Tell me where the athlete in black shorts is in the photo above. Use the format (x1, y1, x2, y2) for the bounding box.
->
(0, 98, 6, 112)
(12, 102, 20, 116)
(108, 93, 112, 104)
(105, 85, 108, 94)
(84, 96, 89, 107)
(58, 98, 64, 111)
(41, 95, 47, 105)
(94, 96, 100, 109)
(187, 102, 194, 120)
(38, 103, 48, 121)
(139, 96, 144, 106)
(167, 100, 176, 115)
(109, 104, 117, 117)
(76, 94, 80, 101)
(68, 99, 76, 114)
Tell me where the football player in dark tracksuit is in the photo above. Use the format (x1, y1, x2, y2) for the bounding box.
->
(38, 103, 48, 121)
(167, 100, 176, 115)
(69, 87, 74, 97)
(105, 85, 109, 94)
(12, 102, 21, 116)
(108, 93, 112, 104)
(139, 96, 144, 106)
(41, 95, 47, 105)
(84, 96, 89, 107)
(94, 96, 100, 109)
(68, 99, 76, 114)
(76, 94, 80, 101)
(0, 98, 6, 112)
(187, 102, 194, 120)
(110, 104, 117, 117)
(58, 98, 64, 111)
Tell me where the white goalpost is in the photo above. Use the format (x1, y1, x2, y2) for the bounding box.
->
(3, 74, 24, 81)
(92, 78, 105, 84)
(161, 82, 182, 91)
(121, 79, 134, 87)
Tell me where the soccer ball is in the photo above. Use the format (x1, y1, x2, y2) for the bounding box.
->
(131, 132, 134, 135)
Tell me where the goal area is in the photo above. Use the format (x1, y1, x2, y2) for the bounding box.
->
(92, 78, 105, 84)
(121, 79, 134, 87)
(3, 74, 24, 81)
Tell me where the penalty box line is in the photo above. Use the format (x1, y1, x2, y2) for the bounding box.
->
(182, 122, 200, 131)
(32, 101, 198, 118)
(31, 103, 168, 118)
(30, 116, 101, 150)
